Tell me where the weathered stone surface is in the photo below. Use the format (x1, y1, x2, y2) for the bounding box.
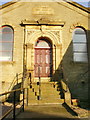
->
(0, 1, 89, 108)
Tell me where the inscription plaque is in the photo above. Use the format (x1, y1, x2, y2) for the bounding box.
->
(32, 5, 54, 15)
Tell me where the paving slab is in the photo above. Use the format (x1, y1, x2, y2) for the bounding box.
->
(17, 104, 79, 119)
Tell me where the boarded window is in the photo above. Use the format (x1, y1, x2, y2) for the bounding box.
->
(0, 26, 14, 61)
(73, 28, 88, 62)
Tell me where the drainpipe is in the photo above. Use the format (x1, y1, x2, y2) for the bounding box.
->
(22, 26, 26, 88)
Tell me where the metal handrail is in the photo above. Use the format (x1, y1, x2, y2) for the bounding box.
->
(8, 72, 28, 92)
(1, 72, 28, 105)
(8, 73, 23, 92)
(0, 88, 28, 120)
(0, 88, 23, 96)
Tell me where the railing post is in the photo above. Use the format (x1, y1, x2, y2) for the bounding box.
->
(26, 88, 28, 106)
(29, 73, 31, 84)
(29, 73, 32, 88)
(16, 73, 18, 84)
(5, 91, 7, 101)
(22, 77, 23, 88)
(13, 91, 16, 120)
(38, 65, 41, 100)
(22, 89, 25, 112)
(39, 76, 41, 99)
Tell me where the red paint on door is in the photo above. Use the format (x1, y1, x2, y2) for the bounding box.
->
(34, 39, 52, 77)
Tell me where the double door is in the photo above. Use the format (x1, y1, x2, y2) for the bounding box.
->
(35, 48, 52, 77)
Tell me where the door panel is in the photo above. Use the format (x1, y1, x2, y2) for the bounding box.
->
(35, 48, 52, 77)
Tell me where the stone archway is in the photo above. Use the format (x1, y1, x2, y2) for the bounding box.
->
(25, 25, 62, 82)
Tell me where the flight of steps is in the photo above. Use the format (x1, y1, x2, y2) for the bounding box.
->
(27, 82, 64, 105)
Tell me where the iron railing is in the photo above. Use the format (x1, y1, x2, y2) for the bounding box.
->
(0, 88, 29, 120)
(8, 73, 24, 92)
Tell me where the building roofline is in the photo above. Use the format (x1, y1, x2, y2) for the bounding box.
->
(0, 0, 20, 9)
(0, 0, 90, 13)
(63, 0, 90, 13)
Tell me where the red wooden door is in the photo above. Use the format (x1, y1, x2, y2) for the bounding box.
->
(35, 48, 52, 77)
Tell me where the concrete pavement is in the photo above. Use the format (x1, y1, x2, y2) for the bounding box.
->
(16, 104, 80, 119)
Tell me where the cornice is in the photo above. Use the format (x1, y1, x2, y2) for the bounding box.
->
(20, 19, 65, 27)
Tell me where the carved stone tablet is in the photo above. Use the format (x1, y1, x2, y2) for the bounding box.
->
(32, 5, 54, 15)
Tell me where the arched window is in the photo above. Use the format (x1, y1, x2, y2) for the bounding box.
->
(0, 26, 14, 61)
(73, 27, 88, 62)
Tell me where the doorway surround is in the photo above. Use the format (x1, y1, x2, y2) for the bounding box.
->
(21, 20, 65, 82)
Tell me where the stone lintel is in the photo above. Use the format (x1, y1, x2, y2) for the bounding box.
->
(21, 20, 65, 27)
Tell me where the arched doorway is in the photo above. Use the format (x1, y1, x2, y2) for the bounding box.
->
(34, 37, 53, 77)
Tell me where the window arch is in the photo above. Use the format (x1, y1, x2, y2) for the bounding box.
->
(0, 25, 14, 61)
(73, 27, 88, 62)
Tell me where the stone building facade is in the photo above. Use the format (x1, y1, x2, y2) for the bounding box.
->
(0, 0, 90, 107)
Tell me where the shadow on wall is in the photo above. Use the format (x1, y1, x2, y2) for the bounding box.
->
(6, 82, 22, 103)
(51, 40, 89, 109)
(50, 61, 65, 100)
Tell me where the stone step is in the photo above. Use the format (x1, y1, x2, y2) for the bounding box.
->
(28, 92, 61, 99)
(29, 88, 60, 96)
(27, 82, 64, 105)
(31, 83, 59, 90)
(27, 99, 64, 105)
(41, 90, 60, 94)
(28, 94, 61, 100)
